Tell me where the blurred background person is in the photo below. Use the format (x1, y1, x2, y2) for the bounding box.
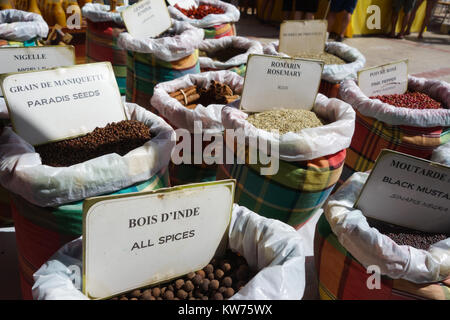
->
(389, 0, 417, 39)
(405, 0, 439, 39)
(283, 0, 319, 20)
(327, 0, 358, 42)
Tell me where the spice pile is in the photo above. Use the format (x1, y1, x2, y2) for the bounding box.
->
(36, 120, 152, 167)
(111, 249, 255, 300)
(200, 47, 247, 62)
(247, 109, 325, 134)
(169, 81, 239, 109)
(370, 92, 444, 110)
(294, 52, 346, 65)
(175, 4, 225, 19)
(367, 218, 448, 250)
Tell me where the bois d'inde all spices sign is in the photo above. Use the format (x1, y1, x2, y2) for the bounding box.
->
(355, 150, 450, 233)
(0, 62, 126, 146)
(82, 180, 235, 299)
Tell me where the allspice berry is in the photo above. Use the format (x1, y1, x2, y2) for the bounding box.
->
(183, 280, 194, 292)
(201, 279, 210, 292)
(218, 286, 226, 294)
(209, 279, 220, 291)
(186, 272, 196, 280)
(215, 269, 224, 279)
(196, 270, 206, 278)
(202, 295, 209, 300)
(221, 262, 232, 273)
(141, 290, 153, 300)
(204, 264, 214, 274)
(208, 273, 215, 280)
(222, 276, 232, 288)
(213, 292, 224, 300)
(119, 296, 128, 300)
(175, 279, 184, 290)
(192, 274, 203, 286)
(177, 289, 188, 299)
(152, 287, 161, 297)
(130, 297, 138, 300)
(224, 287, 234, 298)
(130, 289, 141, 298)
(163, 290, 174, 300)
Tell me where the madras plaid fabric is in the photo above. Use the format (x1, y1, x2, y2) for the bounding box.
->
(169, 162, 217, 186)
(86, 20, 127, 95)
(12, 170, 169, 300)
(339, 110, 450, 187)
(318, 80, 340, 98)
(216, 148, 346, 229)
(203, 23, 236, 39)
(0, 38, 36, 47)
(168, 132, 220, 186)
(126, 50, 200, 113)
(314, 213, 450, 300)
(201, 64, 247, 76)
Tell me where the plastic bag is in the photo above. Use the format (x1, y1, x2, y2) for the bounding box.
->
(221, 94, 355, 161)
(339, 76, 450, 127)
(32, 204, 306, 300)
(0, 103, 176, 208)
(117, 19, 204, 61)
(0, 98, 7, 120)
(198, 36, 263, 70)
(151, 70, 243, 133)
(0, 9, 48, 41)
(263, 40, 366, 83)
(324, 171, 450, 283)
(168, 0, 240, 29)
(82, 3, 126, 26)
(431, 142, 450, 166)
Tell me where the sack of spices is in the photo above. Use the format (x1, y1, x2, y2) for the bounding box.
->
(315, 172, 450, 300)
(151, 70, 243, 186)
(263, 40, 366, 98)
(118, 20, 203, 112)
(198, 36, 263, 76)
(338, 76, 450, 188)
(0, 103, 175, 299)
(82, 3, 128, 95)
(218, 94, 355, 229)
(0, 9, 48, 43)
(168, 0, 239, 39)
(32, 204, 306, 300)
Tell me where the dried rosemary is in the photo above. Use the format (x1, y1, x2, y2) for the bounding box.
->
(246, 109, 325, 134)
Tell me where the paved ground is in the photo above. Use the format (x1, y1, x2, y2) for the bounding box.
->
(237, 15, 450, 82)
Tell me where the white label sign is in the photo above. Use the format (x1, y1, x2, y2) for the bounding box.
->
(167, 0, 197, 9)
(240, 54, 323, 112)
(83, 180, 235, 299)
(122, 0, 172, 39)
(1, 62, 127, 146)
(358, 60, 408, 97)
(279, 20, 327, 56)
(0, 46, 75, 95)
(355, 150, 450, 233)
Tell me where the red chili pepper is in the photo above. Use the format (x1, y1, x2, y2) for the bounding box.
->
(175, 4, 225, 19)
(370, 92, 443, 110)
